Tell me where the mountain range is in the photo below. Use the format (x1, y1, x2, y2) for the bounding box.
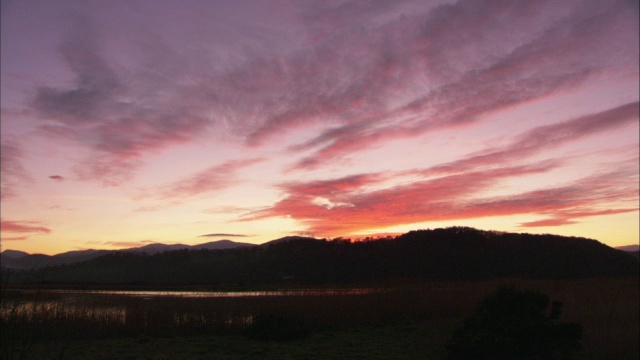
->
(0, 239, 258, 270)
(1, 228, 637, 286)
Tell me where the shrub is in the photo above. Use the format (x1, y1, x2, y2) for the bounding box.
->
(446, 285, 582, 360)
(244, 314, 314, 342)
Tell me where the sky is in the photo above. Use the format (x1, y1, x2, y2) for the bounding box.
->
(1, 0, 638, 255)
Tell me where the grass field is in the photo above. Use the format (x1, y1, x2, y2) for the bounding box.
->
(2, 277, 638, 359)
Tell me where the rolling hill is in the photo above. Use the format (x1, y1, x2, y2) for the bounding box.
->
(2, 228, 637, 286)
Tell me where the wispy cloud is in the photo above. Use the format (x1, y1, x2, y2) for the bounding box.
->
(32, 19, 211, 186)
(1, 220, 52, 235)
(198, 233, 249, 238)
(285, 0, 637, 170)
(152, 158, 264, 201)
(0, 142, 32, 200)
(28, 0, 637, 183)
(519, 208, 639, 228)
(201, 205, 253, 214)
(424, 102, 639, 175)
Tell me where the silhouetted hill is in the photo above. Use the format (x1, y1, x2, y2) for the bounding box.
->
(2, 227, 637, 286)
(616, 244, 640, 252)
(0, 250, 29, 259)
(192, 240, 255, 250)
(0, 250, 110, 270)
(259, 236, 320, 248)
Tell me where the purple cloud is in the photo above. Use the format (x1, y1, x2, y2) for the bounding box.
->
(285, 0, 638, 170)
(424, 102, 639, 174)
(26, 0, 637, 184)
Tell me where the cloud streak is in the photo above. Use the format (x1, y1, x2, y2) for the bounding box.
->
(285, 0, 638, 170)
(1, 220, 52, 235)
(519, 208, 639, 228)
(424, 102, 639, 174)
(152, 158, 264, 201)
(198, 233, 249, 238)
(0, 142, 32, 200)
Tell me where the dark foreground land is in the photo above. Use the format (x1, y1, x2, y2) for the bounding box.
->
(2, 277, 638, 360)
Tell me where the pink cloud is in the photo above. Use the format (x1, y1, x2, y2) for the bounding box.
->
(0, 142, 32, 200)
(281, 173, 387, 198)
(520, 208, 639, 228)
(1, 220, 52, 234)
(424, 102, 639, 174)
(244, 162, 559, 234)
(244, 158, 638, 236)
(284, 0, 637, 170)
(24, 0, 637, 183)
(74, 155, 143, 187)
(154, 158, 264, 200)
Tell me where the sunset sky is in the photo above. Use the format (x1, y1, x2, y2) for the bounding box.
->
(1, 0, 638, 255)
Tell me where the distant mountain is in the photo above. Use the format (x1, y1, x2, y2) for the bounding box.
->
(0, 250, 29, 259)
(3, 227, 637, 286)
(259, 236, 320, 247)
(192, 240, 255, 250)
(615, 244, 640, 252)
(124, 243, 193, 254)
(0, 240, 256, 270)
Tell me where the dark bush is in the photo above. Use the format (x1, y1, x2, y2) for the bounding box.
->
(446, 285, 582, 360)
(245, 314, 314, 342)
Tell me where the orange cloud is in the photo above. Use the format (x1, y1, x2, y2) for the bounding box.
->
(244, 159, 638, 236)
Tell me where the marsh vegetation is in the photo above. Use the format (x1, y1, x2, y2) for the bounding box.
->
(2, 277, 637, 359)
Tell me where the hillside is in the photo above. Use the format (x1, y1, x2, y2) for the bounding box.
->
(2, 227, 637, 287)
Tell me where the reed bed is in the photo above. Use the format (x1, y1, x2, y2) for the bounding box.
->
(2, 277, 638, 359)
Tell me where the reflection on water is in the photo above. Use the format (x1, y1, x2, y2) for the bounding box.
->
(46, 288, 384, 298)
(1, 288, 385, 330)
(1, 300, 127, 325)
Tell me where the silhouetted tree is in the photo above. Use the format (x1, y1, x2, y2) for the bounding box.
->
(446, 285, 582, 360)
